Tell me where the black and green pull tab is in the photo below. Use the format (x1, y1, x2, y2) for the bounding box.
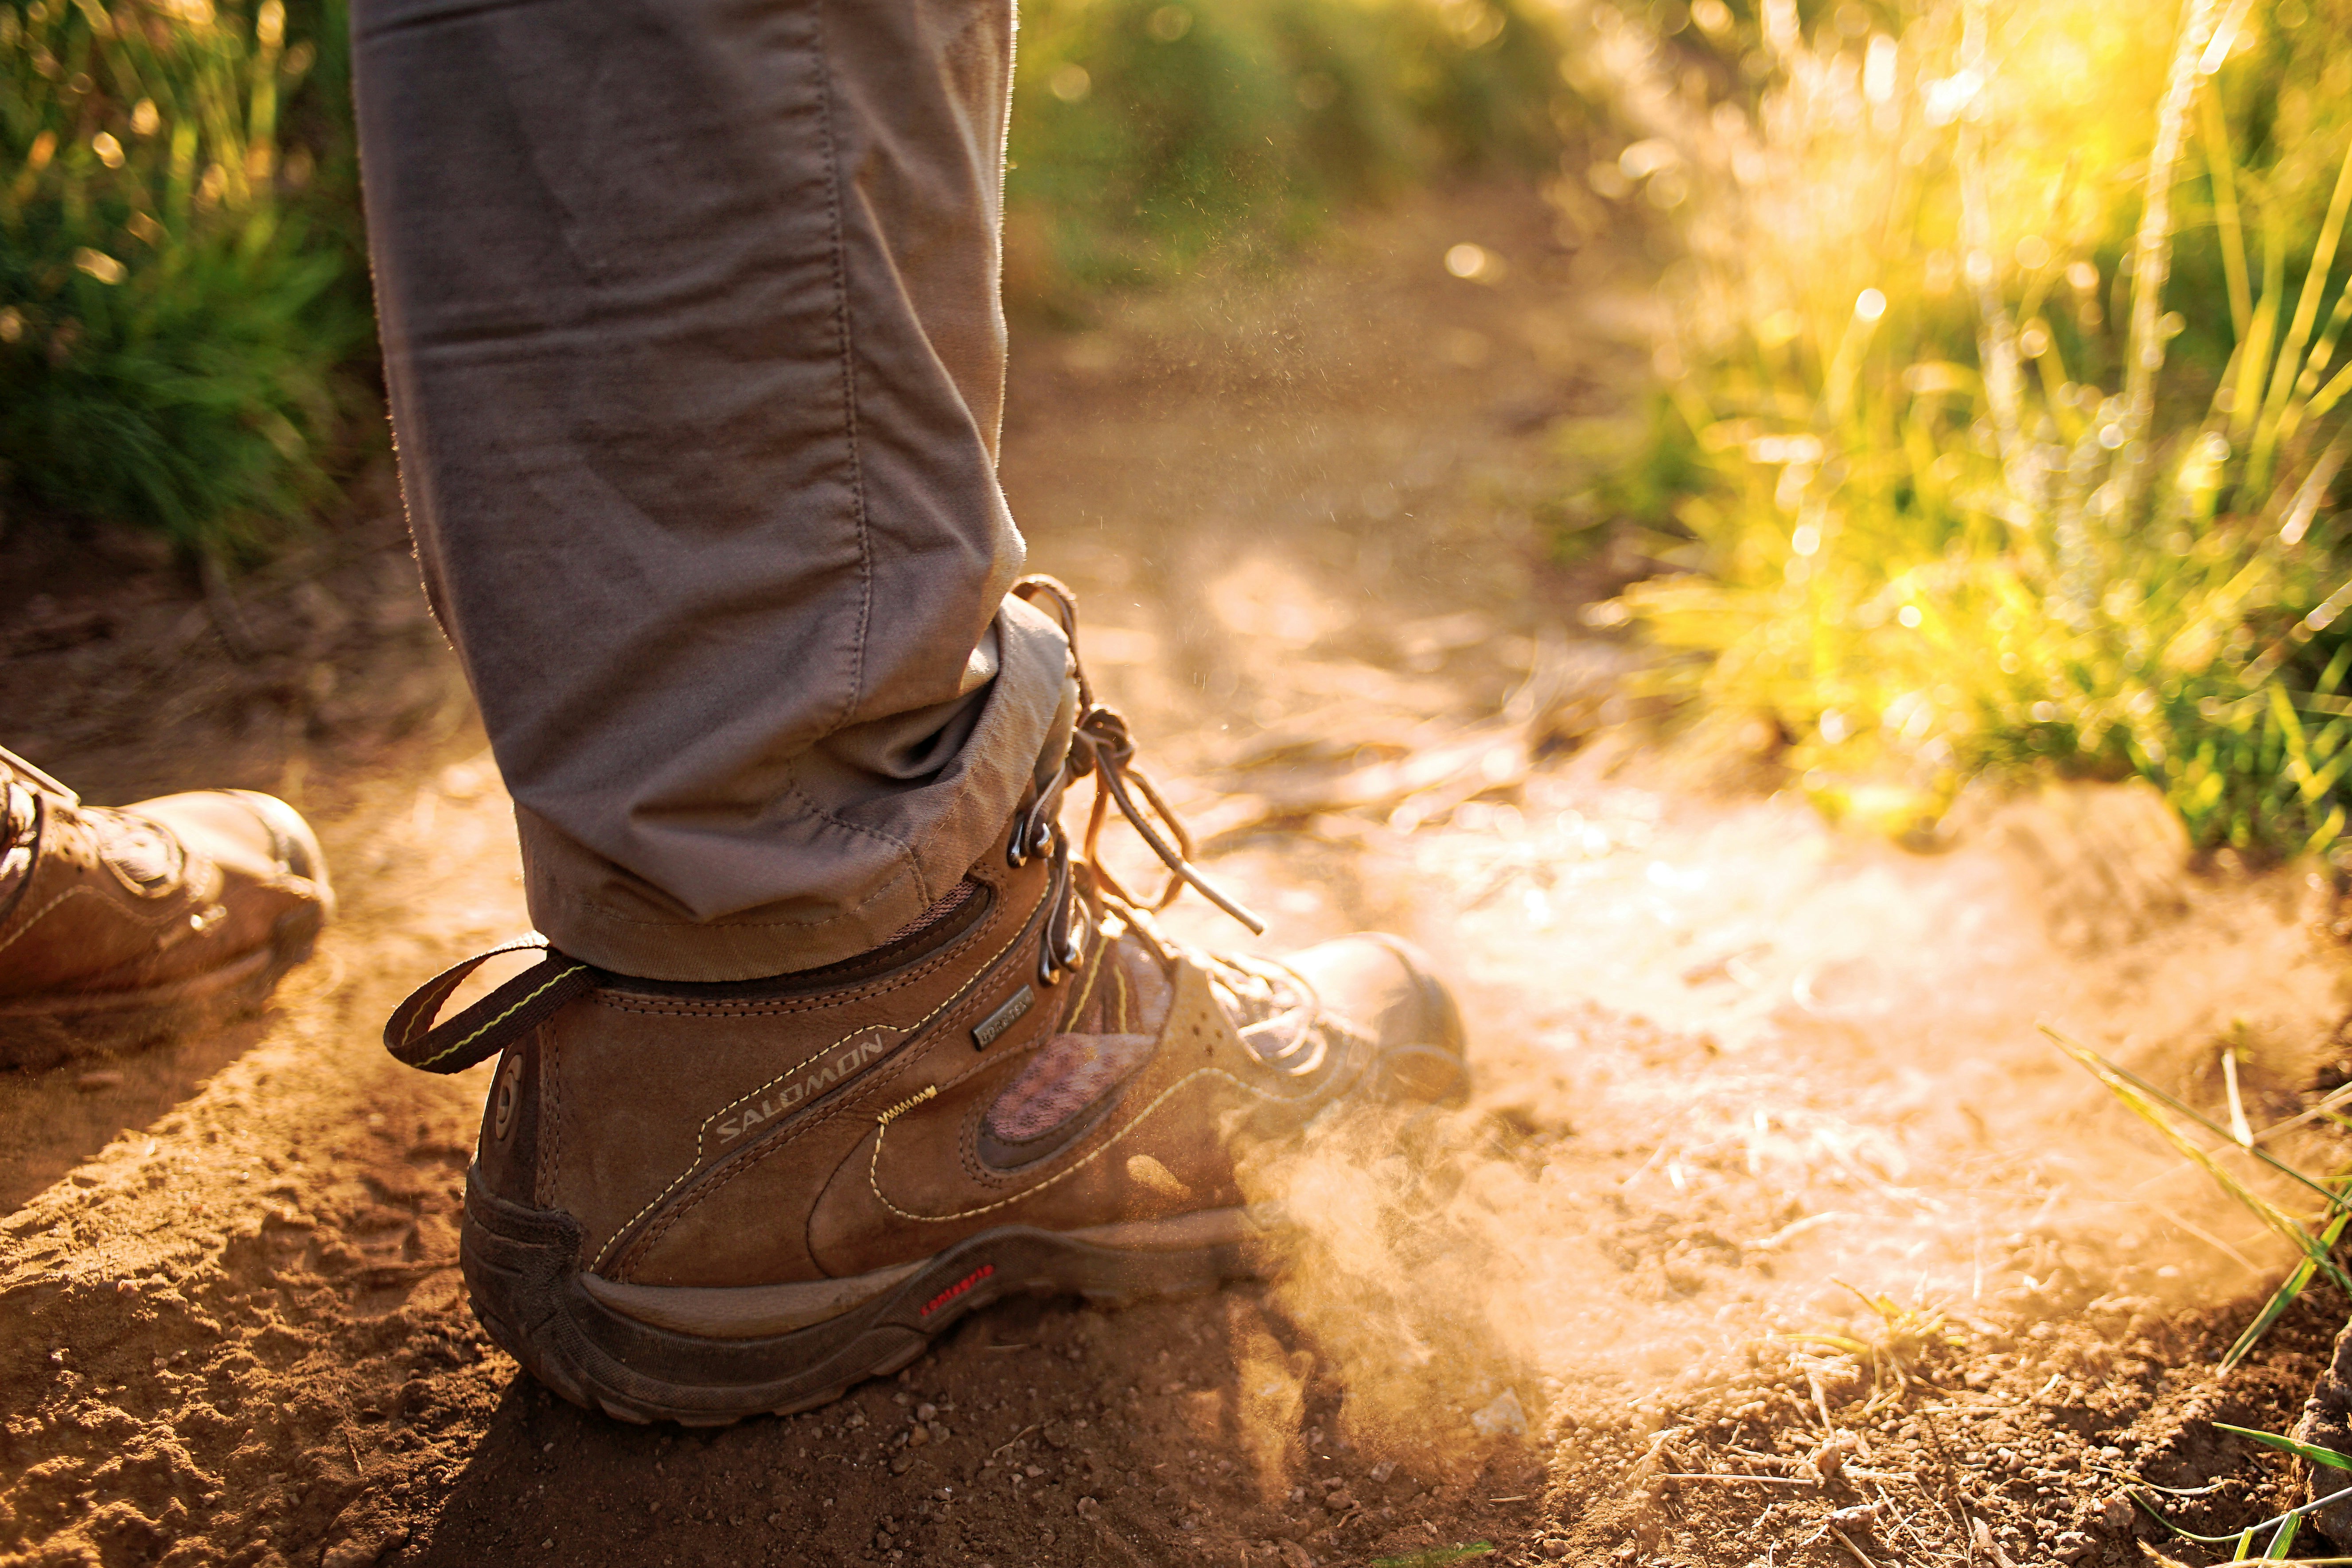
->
(383, 935, 592, 1074)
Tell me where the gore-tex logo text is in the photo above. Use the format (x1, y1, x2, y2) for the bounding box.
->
(973, 984, 1033, 1051)
(717, 1031, 897, 1144)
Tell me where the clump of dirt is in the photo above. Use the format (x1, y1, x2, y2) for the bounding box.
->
(4, 182, 2352, 1568)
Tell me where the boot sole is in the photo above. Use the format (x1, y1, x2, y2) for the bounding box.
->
(0, 904, 327, 1069)
(460, 1163, 1282, 1426)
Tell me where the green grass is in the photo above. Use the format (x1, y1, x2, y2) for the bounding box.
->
(2118, 1420, 2350, 1557)
(1563, 0, 2352, 862)
(1, 0, 370, 557)
(1371, 1544, 1495, 1568)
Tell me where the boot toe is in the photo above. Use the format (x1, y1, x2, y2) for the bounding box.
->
(220, 789, 335, 918)
(1281, 933, 1468, 1105)
(135, 788, 335, 918)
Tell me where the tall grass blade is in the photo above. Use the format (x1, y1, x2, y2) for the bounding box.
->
(2281, 431, 2352, 546)
(2042, 1029, 2352, 1296)
(2201, 92, 2252, 347)
(2308, 361, 2352, 428)
(2043, 1028, 2348, 1209)
(2218, 1214, 2340, 1370)
(2225, 1047, 2255, 1145)
(2252, 131, 2352, 492)
(2215, 1424, 2352, 1472)
(2237, 229, 2290, 449)
(2117, 0, 2221, 513)
(1960, 123, 2033, 507)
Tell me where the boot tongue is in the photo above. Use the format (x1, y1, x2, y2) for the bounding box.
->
(0, 782, 34, 911)
(0, 750, 81, 918)
(984, 931, 1171, 1144)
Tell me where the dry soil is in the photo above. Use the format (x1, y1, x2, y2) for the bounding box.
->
(4, 184, 2351, 1568)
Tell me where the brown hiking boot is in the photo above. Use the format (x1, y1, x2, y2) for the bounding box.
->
(0, 747, 335, 1067)
(386, 580, 1468, 1425)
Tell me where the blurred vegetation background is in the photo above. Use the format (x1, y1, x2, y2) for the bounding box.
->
(13, 0, 2352, 867)
(0, 0, 1567, 556)
(1, 0, 366, 556)
(1558, 0, 2352, 864)
(1003, 0, 1563, 307)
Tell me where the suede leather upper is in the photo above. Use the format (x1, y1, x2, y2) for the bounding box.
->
(0, 774, 331, 1006)
(478, 814, 1464, 1292)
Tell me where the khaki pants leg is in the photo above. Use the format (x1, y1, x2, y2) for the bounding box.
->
(351, 0, 1068, 981)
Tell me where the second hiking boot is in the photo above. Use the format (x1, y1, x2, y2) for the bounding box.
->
(0, 746, 334, 1067)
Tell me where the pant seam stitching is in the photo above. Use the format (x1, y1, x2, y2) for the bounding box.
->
(813, 6, 880, 799)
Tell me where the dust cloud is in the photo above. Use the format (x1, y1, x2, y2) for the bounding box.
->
(1193, 765, 2352, 1475)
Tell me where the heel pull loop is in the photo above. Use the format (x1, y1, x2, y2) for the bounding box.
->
(1010, 574, 1095, 714)
(384, 934, 593, 1074)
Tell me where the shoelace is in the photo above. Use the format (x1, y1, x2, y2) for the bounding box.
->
(1206, 951, 1336, 1079)
(1005, 577, 1265, 986)
(1005, 580, 1341, 1076)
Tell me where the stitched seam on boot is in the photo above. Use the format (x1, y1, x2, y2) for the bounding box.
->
(889, 961, 1333, 1214)
(961, 1054, 1144, 1186)
(866, 1065, 1318, 1225)
(589, 883, 1008, 1018)
(628, 912, 1102, 1266)
(621, 931, 1073, 1271)
(0, 883, 187, 957)
(953, 941, 1118, 1188)
(634, 942, 1194, 1268)
(592, 878, 1051, 1274)
(539, 1023, 562, 1213)
(958, 937, 1126, 1181)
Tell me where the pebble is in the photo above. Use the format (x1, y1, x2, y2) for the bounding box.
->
(1470, 1388, 1529, 1439)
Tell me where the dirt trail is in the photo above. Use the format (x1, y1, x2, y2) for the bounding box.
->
(4, 183, 2351, 1568)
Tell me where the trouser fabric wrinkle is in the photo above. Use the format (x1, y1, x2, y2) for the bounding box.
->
(352, 0, 1065, 982)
